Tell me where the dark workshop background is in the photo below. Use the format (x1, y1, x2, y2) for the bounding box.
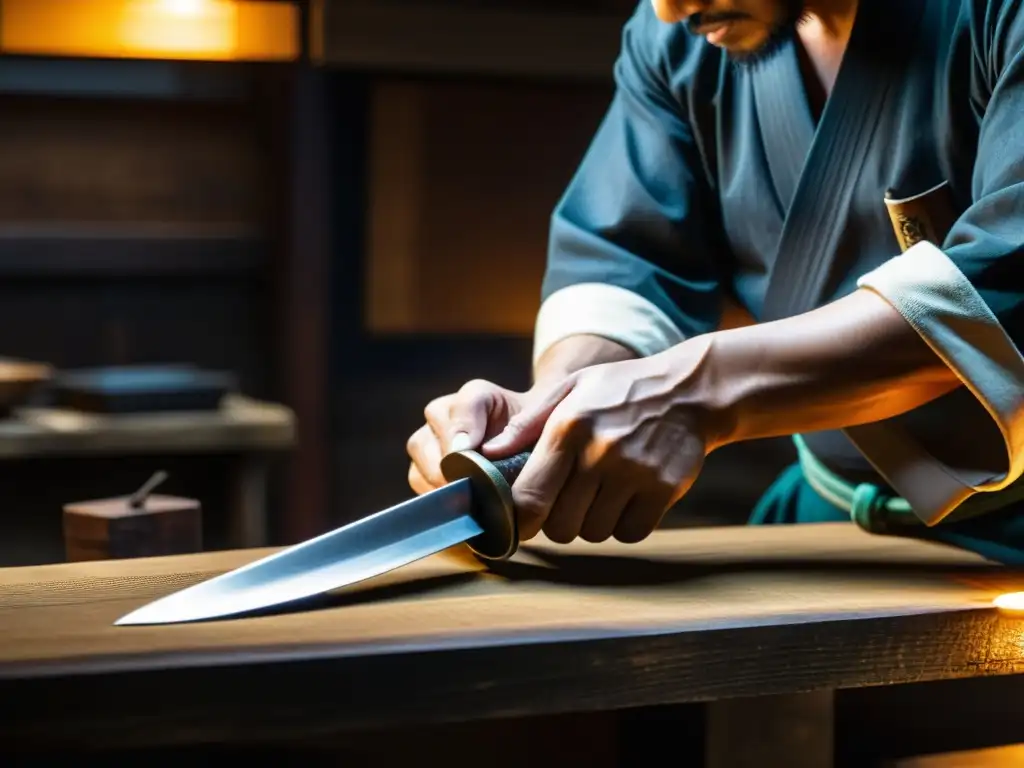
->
(0, 0, 794, 567)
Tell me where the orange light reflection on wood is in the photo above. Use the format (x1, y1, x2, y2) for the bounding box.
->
(993, 592, 1024, 616)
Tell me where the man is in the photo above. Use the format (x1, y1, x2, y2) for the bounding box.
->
(405, 0, 1024, 562)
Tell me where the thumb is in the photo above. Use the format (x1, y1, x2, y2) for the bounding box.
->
(481, 376, 576, 457)
(444, 380, 505, 453)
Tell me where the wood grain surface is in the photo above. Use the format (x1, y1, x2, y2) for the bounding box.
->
(3, 522, 1024, 750)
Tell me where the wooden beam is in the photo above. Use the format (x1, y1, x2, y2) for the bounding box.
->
(270, 60, 332, 544)
(312, 2, 627, 80)
(2, 523, 1024, 750)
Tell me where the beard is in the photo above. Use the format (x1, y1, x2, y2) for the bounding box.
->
(687, 0, 808, 67)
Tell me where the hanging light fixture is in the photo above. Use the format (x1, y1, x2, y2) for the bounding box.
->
(0, 0, 300, 61)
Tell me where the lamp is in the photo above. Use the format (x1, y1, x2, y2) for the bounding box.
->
(0, 0, 300, 61)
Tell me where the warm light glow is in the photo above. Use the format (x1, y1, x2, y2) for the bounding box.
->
(161, 0, 207, 17)
(121, 0, 237, 57)
(993, 592, 1024, 615)
(0, 0, 299, 61)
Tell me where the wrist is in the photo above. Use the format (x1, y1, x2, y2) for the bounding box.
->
(660, 333, 740, 454)
(667, 290, 965, 451)
(532, 334, 638, 387)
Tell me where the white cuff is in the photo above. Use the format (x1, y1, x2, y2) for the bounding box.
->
(532, 283, 685, 365)
(849, 240, 1024, 523)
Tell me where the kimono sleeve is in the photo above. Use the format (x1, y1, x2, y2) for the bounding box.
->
(533, 3, 725, 365)
(848, 3, 1024, 524)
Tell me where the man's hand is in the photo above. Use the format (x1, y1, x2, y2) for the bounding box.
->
(406, 379, 544, 495)
(480, 342, 715, 545)
(406, 335, 638, 497)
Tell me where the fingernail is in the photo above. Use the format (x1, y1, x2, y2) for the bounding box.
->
(449, 431, 472, 452)
(481, 432, 505, 452)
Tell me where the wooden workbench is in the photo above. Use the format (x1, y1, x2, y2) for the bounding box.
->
(3, 522, 1024, 765)
(0, 394, 296, 548)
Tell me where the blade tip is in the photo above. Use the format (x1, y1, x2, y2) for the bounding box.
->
(113, 606, 220, 626)
(114, 607, 164, 626)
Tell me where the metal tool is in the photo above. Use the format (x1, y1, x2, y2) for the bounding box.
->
(114, 449, 530, 625)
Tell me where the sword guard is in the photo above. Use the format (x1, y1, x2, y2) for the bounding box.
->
(440, 448, 531, 561)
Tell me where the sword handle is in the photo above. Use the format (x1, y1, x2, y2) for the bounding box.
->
(489, 450, 532, 487)
(440, 448, 533, 562)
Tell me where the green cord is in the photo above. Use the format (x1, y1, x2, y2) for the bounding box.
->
(793, 434, 913, 533)
(793, 434, 1024, 531)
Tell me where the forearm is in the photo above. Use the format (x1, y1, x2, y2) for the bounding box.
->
(533, 334, 638, 387)
(680, 288, 962, 450)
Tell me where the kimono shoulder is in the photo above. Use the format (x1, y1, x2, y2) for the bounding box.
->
(533, 1, 730, 364)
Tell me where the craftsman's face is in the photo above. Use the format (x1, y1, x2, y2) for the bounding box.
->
(651, 0, 806, 63)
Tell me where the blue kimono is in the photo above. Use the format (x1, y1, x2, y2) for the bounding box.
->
(533, 0, 1024, 562)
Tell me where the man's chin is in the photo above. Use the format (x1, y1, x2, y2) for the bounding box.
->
(714, 37, 766, 61)
(717, 39, 762, 58)
(720, 28, 795, 67)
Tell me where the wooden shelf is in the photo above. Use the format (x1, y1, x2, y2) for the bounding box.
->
(0, 222, 265, 277)
(0, 57, 254, 102)
(313, 1, 629, 80)
(0, 393, 295, 458)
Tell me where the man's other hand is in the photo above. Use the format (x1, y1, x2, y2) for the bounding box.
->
(406, 379, 540, 495)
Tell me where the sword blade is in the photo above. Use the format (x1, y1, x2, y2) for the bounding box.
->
(115, 478, 480, 625)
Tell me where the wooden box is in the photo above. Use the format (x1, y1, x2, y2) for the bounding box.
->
(63, 493, 202, 562)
